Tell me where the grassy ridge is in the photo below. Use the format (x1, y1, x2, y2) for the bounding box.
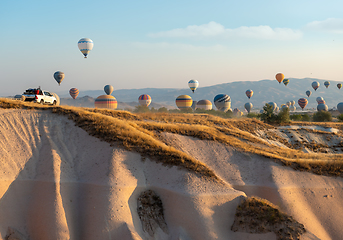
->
(1, 98, 343, 178)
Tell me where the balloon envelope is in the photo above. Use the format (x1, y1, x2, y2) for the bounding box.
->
(289, 106, 296, 111)
(78, 38, 93, 58)
(245, 89, 253, 99)
(317, 103, 328, 112)
(69, 88, 79, 99)
(176, 95, 193, 109)
(337, 103, 343, 113)
(94, 95, 117, 109)
(275, 73, 284, 83)
(291, 100, 295, 106)
(267, 102, 277, 111)
(104, 85, 114, 95)
(188, 80, 199, 93)
(312, 81, 320, 91)
(324, 81, 330, 88)
(244, 102, 253, 113)
(214, 94, 231, 112)
(306, 90, 312, 97)
(317, 99, 326, 105)
(298, 98, 308, 110)
(337, 83, 342, 89)
(53, 71, 65, 85)
(316, 97, 324, 103)
(283, 79, 289, 86)
(197, 100, 212, 110)
(138, 94, 152, 107)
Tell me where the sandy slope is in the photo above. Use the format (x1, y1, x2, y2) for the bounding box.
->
(162, 132, 343, 240)
(0, 109, 341, 239)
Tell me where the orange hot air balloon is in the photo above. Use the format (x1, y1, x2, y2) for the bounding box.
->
(275, 73, 284, 84)
(69, 88, 79, 99)
(298, 98, 308, 110)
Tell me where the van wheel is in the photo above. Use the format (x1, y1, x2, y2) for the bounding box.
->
(40, 100, 44, 105)
(53, 101, 56, 105)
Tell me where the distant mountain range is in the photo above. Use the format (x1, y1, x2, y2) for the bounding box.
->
(57, 78, 343, 110)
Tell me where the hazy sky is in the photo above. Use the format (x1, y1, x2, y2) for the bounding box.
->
(1, 0, 343, 96)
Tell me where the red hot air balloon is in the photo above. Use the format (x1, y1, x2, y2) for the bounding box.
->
(245, 89, 253, 99)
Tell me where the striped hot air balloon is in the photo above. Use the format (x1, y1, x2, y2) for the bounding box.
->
(69, 88, 79, 99)
(245, 89, 253, 99)
(176, 95, 192, 110)
(138, 94, 152, 107)
(197, 100, 212, 110)
(337, 83, 342, 89)
(312, 81, 320, 91)
(298, 98, 308, 110)
(94, 95, 117, 109)
(214, 94, 231, 112)
(53, 71, 65, 85)
(275, 73, 284, 84)
(78, 38, 93, 58)
(283, 79, 289, 86)
(317, 99, 326, 105)
(104, 85, 114, 95)
(188, 80, 199, 93)
(324, 81, 330, 88)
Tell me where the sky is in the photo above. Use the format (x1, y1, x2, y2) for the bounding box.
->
(1, 0, 343, 96)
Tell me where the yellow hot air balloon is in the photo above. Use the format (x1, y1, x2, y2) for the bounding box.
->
(94, 95, 117, 109)
(275, 73, 284, 84)
(175, 95, 192, 110)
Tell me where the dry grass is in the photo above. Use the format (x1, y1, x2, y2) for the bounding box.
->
(1, 98, 343, 178)
(231, 197, 306, 240)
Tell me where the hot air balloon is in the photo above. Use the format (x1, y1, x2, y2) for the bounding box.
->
(289, 105, 296, 111)
(317, 103, 328, 112)
(286, 101, 291, 107)
(291, 100, 295, 106)
(316, 97, 324, 103)
(324, 81, 330, 88)
(312, 81, 320, 91)
(214, 94, 231, 112)
(191, 101, 197, 111)
(283, 79, 289, 86)
(138, 94, 152, 107)
(245, 89, 253, 99)
(53, 71, 65, 85)
(69, 88, 79, 99)
(104, 85, 114, 95)
(197, 100, 212, 110)
(275, 73, 284, 84)
(298, 98, 308, 110)
(176, 95, 193, 110)
(267, 102, 277, 112)
(233, 108, 243, 116)
(337, 83, 342, 89)
(306, 90, 312, 97)
(337, 103, 343, 113)
(78, 38, 93, 58)
(188, 80, 199, 93)
(244, 102, 253, 113)
(281, 105, 289, 110)
(317, 99, 326, 105)
(94, 95, 117, 109)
